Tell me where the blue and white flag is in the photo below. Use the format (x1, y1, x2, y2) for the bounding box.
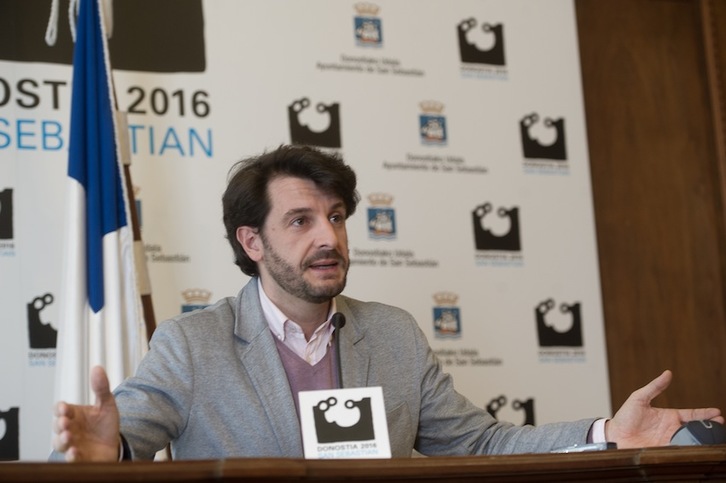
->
(55, 0, 147, 405)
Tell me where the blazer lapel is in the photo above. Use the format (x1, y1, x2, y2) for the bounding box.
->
(336, 298, 370, 389)
(233, 279, 303, 456)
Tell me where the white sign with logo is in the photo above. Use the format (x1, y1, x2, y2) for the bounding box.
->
(299, 387, 391, 459)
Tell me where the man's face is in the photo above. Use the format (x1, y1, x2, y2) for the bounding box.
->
(256, 176, 350, 305)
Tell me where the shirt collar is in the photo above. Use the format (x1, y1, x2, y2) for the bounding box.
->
(257, 278, 337, 341)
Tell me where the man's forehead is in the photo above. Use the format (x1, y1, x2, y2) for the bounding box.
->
(267, 176, 344, 211)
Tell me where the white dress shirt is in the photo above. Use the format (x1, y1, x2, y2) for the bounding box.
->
(258, 279, 336, 365)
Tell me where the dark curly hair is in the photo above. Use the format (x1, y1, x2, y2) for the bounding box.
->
(222, 145, 359, 276)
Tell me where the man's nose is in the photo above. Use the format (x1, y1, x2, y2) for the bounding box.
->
(315, 219, 340, 249)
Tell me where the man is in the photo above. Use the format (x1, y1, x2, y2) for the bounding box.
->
(53, 145, 722, 461)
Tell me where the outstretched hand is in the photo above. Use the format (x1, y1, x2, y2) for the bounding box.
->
(606, 370, 723, 448)
(52, 366, 121, 462)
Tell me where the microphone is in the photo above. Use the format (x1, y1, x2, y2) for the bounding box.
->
(331, 312, 346, 388)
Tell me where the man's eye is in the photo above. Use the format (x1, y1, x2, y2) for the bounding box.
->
(292, 218, 305, 226)
(330, 214, 344, 223)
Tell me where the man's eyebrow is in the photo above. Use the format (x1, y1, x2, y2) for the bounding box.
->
(283, 207, 313, 217)
(282, 201, 346, 218)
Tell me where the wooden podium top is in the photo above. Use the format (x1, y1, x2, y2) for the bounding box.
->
(2, 446, 726, 482)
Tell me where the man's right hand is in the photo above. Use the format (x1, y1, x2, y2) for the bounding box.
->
(52, 366, 122, 462)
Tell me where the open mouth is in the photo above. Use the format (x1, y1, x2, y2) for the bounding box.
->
(309, 260, 339, 271)
(306, 250, 344, 271)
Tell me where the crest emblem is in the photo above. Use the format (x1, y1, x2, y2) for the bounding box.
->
(419, 101, 447, 145)
(181, 288, 212, 314)
(367, 193, 396, 240)
(433, 292, 461, 338)
(354, 3, 383, 47)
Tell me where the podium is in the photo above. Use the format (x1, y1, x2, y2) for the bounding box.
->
(2, 446, 726, 482)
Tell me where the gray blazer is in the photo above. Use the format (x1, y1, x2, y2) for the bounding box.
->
(114, 278, 594, 460)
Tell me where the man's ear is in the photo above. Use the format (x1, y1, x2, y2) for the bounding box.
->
(236, 226, 263, 262)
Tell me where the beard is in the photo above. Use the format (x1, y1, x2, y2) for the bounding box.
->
(261, 235, 349, 304)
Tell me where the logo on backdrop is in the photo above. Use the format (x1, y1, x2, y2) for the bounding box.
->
(520, 113, 567, 161)
(419, 101, 447, 146)
(288, 97, 342, 148)
(27, 293, 57, 350)
(537, 298, 585, 363)
(0, 407, 20, 461)
(367, 193, 396, 240)
(354, 3, 383, 48)
(315, 3, 424, 77)
(352, 195, 439, 269)
(181, 288, 212, 313)
(0, 189, 13, 240)
(486, 395, 535, 426)
(457, 17, 508, 79)
(457, 18, 505, 65)
(536, 298, 583, 348)
(472, 203, 521, 252)
(0, 0, 206, 73)
(433, 292, 461, 339)
(472, 203, 523, 266)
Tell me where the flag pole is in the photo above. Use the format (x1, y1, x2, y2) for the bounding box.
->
(126, 165, 157, 341)
(115, 112, 157, 341)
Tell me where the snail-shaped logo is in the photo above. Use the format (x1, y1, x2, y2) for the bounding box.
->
(27, 293, 57, 349)
(457, 17, 506, 66)
(520, 113, 567, 160)
(288, 97, 342, 148)
(535, 298, 583, 347)
(313, 397, 375, 443)
(472, 203, 521, 251)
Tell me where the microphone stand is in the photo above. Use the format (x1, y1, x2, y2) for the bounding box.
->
(331, 313, 346, 388)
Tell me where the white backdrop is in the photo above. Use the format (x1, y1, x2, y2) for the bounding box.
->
(0, 0, 610, 460)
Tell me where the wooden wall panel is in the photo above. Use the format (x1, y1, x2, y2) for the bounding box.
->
(575, 0, 726, 412)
